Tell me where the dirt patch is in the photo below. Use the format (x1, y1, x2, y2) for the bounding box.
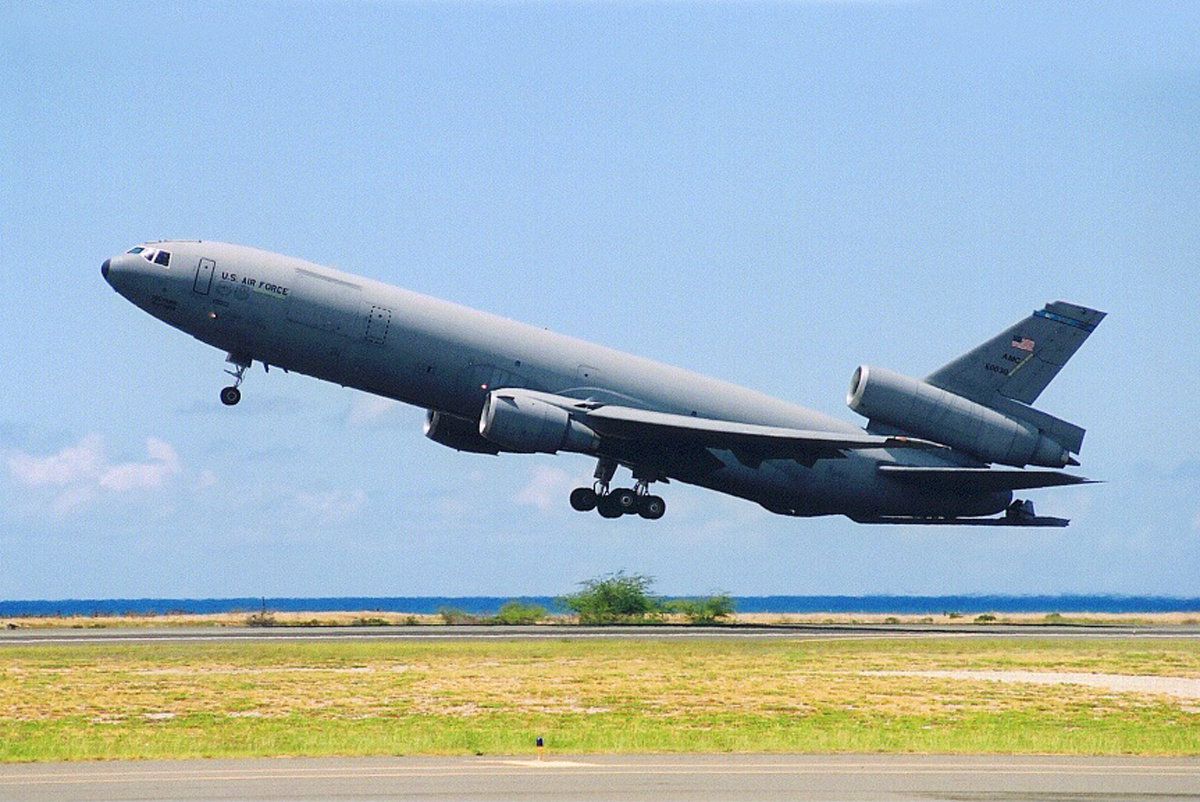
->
(863, 670, 1200, 700)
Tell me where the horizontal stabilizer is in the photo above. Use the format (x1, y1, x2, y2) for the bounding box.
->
(878, 464, 1095, 493)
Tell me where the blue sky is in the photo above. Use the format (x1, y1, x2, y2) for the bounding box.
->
(3, 1, 1199, 599)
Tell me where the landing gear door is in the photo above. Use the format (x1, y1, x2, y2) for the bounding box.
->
(194, 258, 215, 295)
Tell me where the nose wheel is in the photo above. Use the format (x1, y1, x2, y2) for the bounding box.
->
(220, 354, 251, 406)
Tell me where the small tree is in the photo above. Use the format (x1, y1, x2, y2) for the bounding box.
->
(665, 594, 736, 624)
(488, 600, 548, 625)
(437, 607, 476, 625)
(560, 571, 661, 624)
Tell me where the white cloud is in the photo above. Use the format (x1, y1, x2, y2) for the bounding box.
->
(292, 488, 366, 524)
(99, 438, 181, 491)
(346, 394, 403, 428)
(6, 433, 105, 487)
(4, 434, 182, 514)
(515, 465, 573, 511)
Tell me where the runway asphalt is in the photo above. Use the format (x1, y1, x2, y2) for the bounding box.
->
(4, 622, 1200, 645)
(1, 754, 1197, 801)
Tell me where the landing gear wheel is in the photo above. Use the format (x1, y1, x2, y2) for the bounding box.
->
(221, 354, 251, 407)
(610, 488, 638, 515)
(583, 459, 668, 520)
(597, 495, 624, 518)
(637, 494, 666, 520)
(570, 487, 599, 512)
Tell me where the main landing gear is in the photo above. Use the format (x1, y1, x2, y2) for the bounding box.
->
(569, 459, 667, 520)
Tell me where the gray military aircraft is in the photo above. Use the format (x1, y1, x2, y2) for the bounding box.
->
(102, 241, 1103, 525)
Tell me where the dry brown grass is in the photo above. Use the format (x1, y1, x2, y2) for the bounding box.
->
(731, 612, 1200, 626)
(2, 611, 446, 628)
(5, 609, 1197, 629)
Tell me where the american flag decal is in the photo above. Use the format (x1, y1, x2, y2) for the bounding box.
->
(1011, 335, 1035, 352)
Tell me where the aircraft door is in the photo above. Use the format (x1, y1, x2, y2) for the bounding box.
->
(365, 305, 391, 345)
(193, 258, 215, 295)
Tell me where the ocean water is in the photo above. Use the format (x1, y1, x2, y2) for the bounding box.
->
(2, 595, 1198, 618)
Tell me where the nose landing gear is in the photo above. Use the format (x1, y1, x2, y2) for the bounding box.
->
(569, 459, 667, 520)
(220, 354, 251, 406)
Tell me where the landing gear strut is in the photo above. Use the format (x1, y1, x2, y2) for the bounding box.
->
(569, 459, 667, 520)
(220, 354, 251, 406)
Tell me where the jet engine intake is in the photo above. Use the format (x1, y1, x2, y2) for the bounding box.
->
(424, 410, 502, 454)
(479, 389, 599, 454)
(847, 365, 1070, 468)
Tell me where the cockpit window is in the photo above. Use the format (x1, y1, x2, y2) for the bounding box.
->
(126, 246, 145, 254)
(138, 247, 171, 267)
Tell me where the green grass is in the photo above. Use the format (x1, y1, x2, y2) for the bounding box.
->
(1, 638, 1198, 761)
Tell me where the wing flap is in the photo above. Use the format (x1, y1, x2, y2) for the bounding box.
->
(583, 404, 946, 466)
(878, 464, 1095, 493)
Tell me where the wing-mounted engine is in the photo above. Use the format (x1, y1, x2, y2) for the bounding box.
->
(847, 365, 1074, 468)
(479, 389, 600, 454)
(424, 410, 502, 454)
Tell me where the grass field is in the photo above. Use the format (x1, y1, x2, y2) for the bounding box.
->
(2, 637, 1198, 761)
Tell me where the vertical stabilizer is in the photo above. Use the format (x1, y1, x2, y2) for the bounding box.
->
(924, 301, 1105, 407)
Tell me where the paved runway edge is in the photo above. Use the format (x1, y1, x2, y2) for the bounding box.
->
(5, 623, 1200, 646)
(1, 754, 1197, 802)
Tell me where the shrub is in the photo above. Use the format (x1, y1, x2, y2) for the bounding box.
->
(560, 571, 662, 624)
(488, 601, 548, 625)
(561, 573, 738, 625)
(665, 595, 736, 624)
(437, 607, 478, 625)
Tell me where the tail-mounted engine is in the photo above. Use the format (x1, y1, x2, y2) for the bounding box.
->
(847, 365, 1072, 468)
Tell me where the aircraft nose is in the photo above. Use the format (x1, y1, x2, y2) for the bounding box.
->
(101, 258, 111, 283)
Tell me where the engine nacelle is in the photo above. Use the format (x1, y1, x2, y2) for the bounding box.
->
(479, 389, 599, 454)
(424, 410, 501, 454)
(847, 365, 1070, 467)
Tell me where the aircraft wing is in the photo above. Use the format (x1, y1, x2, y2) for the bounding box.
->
(878, 465, 1095, 493)
(580, 404, 945, 467)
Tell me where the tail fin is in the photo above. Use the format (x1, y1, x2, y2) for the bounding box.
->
(925, 301, 1105, 406)
(922, 301, 1104, 458)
